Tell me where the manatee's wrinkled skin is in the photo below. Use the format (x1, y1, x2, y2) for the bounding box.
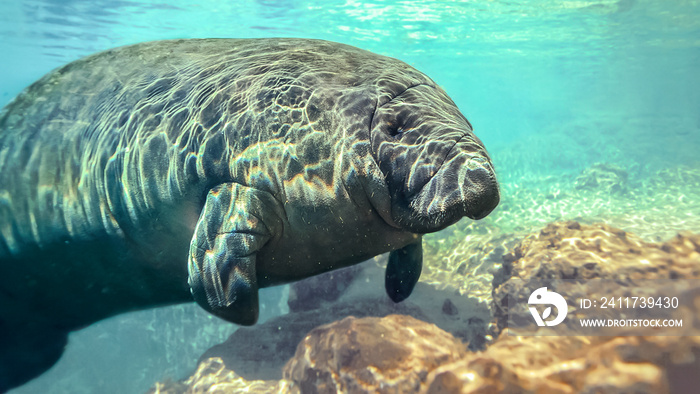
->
(0, 38, 499, 390)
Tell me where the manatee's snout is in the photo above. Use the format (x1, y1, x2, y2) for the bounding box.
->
(464, 163, 500, 220)
(408, 137, 499, 231)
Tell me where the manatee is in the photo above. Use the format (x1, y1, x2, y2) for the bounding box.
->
(0, 38, 499, 390)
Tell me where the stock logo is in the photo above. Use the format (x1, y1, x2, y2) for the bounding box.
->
(528, 287, 568, 327)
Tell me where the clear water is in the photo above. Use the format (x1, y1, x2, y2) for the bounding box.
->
(1, 0, 698, 392)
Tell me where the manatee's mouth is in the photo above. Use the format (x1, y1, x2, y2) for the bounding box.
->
(394, 141, 500, 234)
(398, 179, 468, 234)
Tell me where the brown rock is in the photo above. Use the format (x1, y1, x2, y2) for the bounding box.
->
(432, 221, 700, 393)
(200, 297, 429, 380)
(423, 331, 700, 394)
(148, 357, 296, 394)
(283, 315, 467, 394)
(492, 221, 700, 334)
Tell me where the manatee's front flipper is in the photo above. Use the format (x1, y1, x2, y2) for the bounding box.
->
(385, 239, 423, 302)
(188, 183, 278, 326)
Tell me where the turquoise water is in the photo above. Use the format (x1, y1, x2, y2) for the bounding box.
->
(1, 0, 699, 392)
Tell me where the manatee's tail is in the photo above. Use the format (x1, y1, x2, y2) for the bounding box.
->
(0, 321, 68, 392)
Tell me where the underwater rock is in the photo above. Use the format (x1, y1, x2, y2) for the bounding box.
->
(283, 315, 467, 394)
(492, 221, 700, 334)
(287, 263, 365, 313)
(422, 330, 700, 394)
(199, 297, 429, 380)
(425, 221, 700, 393)
(574, 162, 629, 194)
(147, 357, 296, 394)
